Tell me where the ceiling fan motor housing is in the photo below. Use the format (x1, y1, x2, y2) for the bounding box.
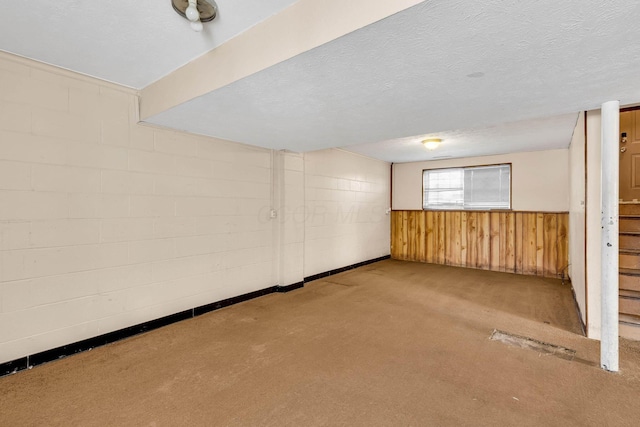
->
(172, 0, 217, 22)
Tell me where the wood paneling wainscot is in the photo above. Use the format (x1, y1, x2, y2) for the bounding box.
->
(391, 210, 569, 278)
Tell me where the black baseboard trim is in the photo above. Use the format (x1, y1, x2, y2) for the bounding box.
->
(1, 285, 279, 377)
(304, 255, 391, 283)
(192, 287, 278, 317)
(0, 358, 28, 377)
(1, 255, 390, 378)
(29, 308, 195, 369)
(276, 282, 304, 293)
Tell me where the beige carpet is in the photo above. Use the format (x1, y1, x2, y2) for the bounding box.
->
(1, 260, 640, 426)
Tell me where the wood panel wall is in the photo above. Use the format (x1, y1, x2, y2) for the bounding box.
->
(391, 211, 569, 278)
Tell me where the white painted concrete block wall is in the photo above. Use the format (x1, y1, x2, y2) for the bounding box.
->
(0, 54, 393, 364)
(304, 149, 391, 277)
(281, 152, 305, 286)
(0, 55, 275, 363)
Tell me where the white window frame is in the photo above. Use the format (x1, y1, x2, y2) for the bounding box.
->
(422, 164, 512, 210)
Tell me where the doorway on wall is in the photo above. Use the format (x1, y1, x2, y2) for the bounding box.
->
(618, 105, 640, 341)
(620, 107, 640, 201)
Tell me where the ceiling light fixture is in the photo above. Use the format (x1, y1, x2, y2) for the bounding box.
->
(422, 138, 442, 150)
(172, 0, 218, 32)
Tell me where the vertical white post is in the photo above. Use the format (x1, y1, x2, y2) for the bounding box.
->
(601, 100, 620, 372)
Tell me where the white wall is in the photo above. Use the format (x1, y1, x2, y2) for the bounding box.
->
(392, 149, 570, 212)
(568, 112, 586, 326)
(586, 109, 602, 339)
(277, 151, 305, 287)
(304, 149, 390, 277)
(0, 53, 390, 364)
(0, 53, 278, 363)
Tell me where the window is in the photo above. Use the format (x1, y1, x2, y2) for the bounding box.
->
(422, 164, 511, 210)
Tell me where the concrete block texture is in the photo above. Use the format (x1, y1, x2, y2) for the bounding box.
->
(0, 53, 391, 364)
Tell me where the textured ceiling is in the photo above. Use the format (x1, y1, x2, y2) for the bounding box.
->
(0, 0, 299, 88)
(346, 113, 580, 163)
(146, 0, 640, 158)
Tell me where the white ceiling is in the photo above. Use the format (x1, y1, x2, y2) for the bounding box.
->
(346, 113, 580, 163)
(2, 0, 640, 162)
(145, 0, 640, 160)
(0, 0, 299, 88)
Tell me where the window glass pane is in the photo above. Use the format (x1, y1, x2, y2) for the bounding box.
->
(423, 164, 510, 210)
(423, 168, 464, 209)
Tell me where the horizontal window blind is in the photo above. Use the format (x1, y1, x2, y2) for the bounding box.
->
(423, 164, 510, 210)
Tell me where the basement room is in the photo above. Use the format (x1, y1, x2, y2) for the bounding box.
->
(1, 0, 640, 425)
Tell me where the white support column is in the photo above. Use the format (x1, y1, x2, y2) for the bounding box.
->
(601, 100, 620, 372)
(270, 149, 284, 288)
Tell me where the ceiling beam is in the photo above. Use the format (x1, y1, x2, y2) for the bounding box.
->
(139, 0, 425, 120)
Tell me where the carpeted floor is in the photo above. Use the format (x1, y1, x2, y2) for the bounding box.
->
(1, 260, 640, 426)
